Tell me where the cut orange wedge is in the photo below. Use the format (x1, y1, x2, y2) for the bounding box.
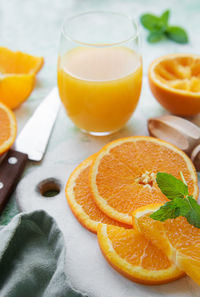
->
(0, 47, 44, 109)
(66, 155, 130, 233)
(133, 204, 200, 286)
(97, 224, 184, 285)
(90, 136, 198, 225)
(0, 102, 17, 154)
(149, 53, 200, 115)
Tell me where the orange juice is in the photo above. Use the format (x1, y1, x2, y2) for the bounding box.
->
(58, 46, 142, 134)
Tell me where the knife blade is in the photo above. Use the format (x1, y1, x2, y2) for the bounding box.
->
(0, 87, 60, 213)
(15, 87, 60, 161)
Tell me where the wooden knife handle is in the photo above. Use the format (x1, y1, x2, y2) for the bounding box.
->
(0, 150, 28, 213)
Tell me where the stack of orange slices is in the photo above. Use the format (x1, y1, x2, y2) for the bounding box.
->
(66, 136, 200, 286)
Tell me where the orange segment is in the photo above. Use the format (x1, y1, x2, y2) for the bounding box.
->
(133, 204, 200, 286)
(0, 102, 17, 154)
(0, 47, 44, 109)
(97, 224, 184, 285)
(0, 74, 35, 109)
(0, 47, 44, 75)
(90, 136, 198, 225)
(66, 155, 130, 233)
(149, 53, 200, 115)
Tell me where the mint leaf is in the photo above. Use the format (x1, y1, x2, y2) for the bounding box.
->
(185, 196, 200, 228)
(147, 31, 164, 43)
(156, 172, 188, 200)
(150, 200, 180, 221)
(166, 26, 188, 44)
(176, 198, 191, 216)
(140, 14, 161, 31)
(150, 198, 190, 221)
(161, 10, 170, 26)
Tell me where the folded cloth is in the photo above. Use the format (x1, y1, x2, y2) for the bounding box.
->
(0, 210, 85, 297)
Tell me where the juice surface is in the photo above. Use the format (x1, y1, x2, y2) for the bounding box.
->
(58, 46, 142, 133)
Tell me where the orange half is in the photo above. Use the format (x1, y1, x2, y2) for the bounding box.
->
(149, 53, 200, 115)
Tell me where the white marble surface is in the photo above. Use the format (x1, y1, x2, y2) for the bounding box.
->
(1, 0, 200, 295)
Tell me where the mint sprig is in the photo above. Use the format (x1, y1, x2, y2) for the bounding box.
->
(140, 10, 188, 44)
(150, 172, 200, 228)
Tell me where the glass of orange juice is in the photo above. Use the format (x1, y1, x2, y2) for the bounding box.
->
(58, 11, 142, 135)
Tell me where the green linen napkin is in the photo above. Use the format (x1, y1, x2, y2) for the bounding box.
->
(0, 210, 85, 297)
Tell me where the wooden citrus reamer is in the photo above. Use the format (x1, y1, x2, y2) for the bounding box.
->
(148, 115, 200, 171)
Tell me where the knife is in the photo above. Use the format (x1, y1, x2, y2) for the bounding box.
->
(0, 87, 60, 213)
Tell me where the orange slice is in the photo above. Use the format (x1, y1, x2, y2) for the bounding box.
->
(66, 155, 130, 233)
(133, 204, 200, 286)
(0, 102, 17, 154)
(90, 136, 198, 225)
(149, 53, 200, 115)
(97, 224, 184, 285)
(0, 47, 44, 109)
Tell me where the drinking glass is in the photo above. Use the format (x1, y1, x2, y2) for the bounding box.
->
(58, 11, 142, 136)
